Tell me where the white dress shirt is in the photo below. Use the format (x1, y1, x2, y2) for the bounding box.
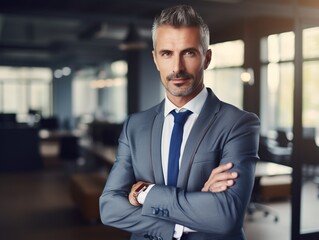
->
(162, 87, 207, 238)
(138, 87, 208, 239)
(161, 88, 208, 185)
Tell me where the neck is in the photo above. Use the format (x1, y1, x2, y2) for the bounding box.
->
(167, 84, 204, 108)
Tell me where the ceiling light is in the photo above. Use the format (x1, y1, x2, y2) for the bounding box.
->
(119, 24, 147, 51)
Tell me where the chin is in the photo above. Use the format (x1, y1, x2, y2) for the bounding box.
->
(170, 88, 194, 97)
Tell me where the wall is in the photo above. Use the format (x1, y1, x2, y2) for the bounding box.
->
(138, 47, 163, 111)
(52, 74, 73, 129)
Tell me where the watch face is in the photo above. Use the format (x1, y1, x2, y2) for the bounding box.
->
(135, 183, 147, 194)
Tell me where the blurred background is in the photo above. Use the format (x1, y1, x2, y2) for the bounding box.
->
(0, 0, 319, 239)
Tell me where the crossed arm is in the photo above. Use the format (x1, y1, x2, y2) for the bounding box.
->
(128, 162, 238, 206)
(100, 111, 260, 238)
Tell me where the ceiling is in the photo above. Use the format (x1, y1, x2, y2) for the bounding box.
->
(0, 0, 317, 68)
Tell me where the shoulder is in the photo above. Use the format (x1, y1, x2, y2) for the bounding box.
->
(221, 101, 259, 120)
(206, 88, 259, 123)
(124, 101, 164, 127)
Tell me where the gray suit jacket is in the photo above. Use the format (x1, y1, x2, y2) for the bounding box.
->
(100, 88, 260, 240)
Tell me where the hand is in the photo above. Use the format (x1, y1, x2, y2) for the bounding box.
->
(128, 181, 151, 206)
(201, 163, 238, 193)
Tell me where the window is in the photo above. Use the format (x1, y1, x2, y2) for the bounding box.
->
(204, 40, 244, 109)
(0, 66, 52, 121)
(302, 27, 319, 129)
(72, 61, 127, 123)
(260, 32, 295, 135)
(300, 26, 319, 234)
(72, 68, 98, 117)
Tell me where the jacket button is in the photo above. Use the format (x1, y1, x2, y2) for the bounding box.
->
(152, 207, 159, 215)
(163, 209, 169, 217)
(158, 208, 164, 216)
(144, 234, 150, 239)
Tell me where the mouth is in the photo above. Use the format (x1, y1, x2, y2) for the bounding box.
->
(170, 78, 189, 85)
(167, 71, 193, 83)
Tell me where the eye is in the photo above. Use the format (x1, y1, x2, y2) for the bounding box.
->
(183, 50, 196, 57)
(160, 51, 172, 58)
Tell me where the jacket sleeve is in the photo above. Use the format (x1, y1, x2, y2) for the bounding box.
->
(141, 112, 260, 236)
(99, 117, 175, 240)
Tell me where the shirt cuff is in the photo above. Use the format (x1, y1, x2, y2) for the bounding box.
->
(137, 184, 155, 205)
(174, 224, 197, 239)
(184, 227, 196, 233)
(173, 224, 184, 238)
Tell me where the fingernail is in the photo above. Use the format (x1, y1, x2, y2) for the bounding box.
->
(231, 172, 238, 177)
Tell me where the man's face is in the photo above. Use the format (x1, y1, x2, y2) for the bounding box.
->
(152, 25, 211, 104)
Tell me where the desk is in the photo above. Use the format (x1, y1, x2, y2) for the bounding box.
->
(39, 130, 83, 159)
(79, 139, 117, 166)
(39, 129, 83, 141)
(255, 161, 292, 177)
(248, 161, 292, 222)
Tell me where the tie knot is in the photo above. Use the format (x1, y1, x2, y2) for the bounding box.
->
(171, 110, 192, 125)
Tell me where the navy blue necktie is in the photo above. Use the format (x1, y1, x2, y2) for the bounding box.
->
(167, 110, 192, 186)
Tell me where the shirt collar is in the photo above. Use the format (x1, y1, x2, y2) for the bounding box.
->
(164, 87, 208, 117)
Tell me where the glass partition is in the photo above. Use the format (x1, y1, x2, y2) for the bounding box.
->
(0, 66, 52, 120)
(300, 26, 319, 234)
(260, 32, 295, 136)
(204, 40, 244, 109)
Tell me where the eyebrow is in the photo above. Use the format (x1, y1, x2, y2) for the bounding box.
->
(181, 47, 200, 53)
(157, 47, 200, 54)
(158, 49, 171, 54)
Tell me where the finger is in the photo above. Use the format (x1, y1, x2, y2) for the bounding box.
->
(208, 172, 237, 187)
(213, 162, 233, 175)
(202, 181, 225, 192)
(206, 163, 233, 183)
(209, 185, 227, 193)
(202, 175, 237, 192)
(202, 183, 221, 192)
(128, 191, 141, 206)
(204, 171, 238, 190)
(205, 179, 235, 192)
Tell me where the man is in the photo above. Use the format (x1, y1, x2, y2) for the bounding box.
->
(100, 5, 260, 240)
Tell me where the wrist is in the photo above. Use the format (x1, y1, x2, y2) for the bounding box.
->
(134, 183, 149, 204)
(136, 184, 155, 205)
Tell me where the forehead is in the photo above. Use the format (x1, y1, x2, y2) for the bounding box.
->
(154, 25, 201, 51)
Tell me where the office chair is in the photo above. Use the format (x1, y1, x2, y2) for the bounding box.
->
(246, 137, 280, 222)
(302, 138, 319, 198)
(59, 135, 81, 173)
(276, 129, 291, 148)
(246, 176, 279, 222)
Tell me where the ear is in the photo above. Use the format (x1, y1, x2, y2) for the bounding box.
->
(204, 49, 212, 69)
(152, 50, 160, 71)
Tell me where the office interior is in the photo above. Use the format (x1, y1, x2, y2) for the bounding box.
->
(0, 0, 319, 239)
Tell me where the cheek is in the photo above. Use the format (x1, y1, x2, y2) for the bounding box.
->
(185, 61, 203, 74)
(157, 62, 171, 76)
(159, 72, 169, 85)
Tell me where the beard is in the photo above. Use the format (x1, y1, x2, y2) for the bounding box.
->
(165, 71, 202, 97)
(166, 71, 193, 81)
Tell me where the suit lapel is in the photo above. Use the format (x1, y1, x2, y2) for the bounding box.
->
(177, 89, 221, 189)
(150, 102, 165, 185)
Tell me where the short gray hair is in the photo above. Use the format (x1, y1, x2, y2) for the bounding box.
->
(152, 5, 210, 53)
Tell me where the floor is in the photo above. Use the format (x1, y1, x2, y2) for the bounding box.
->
(0, 157, 130, 240)
(2, 146, 316, 240)
(244, 201, 291, 240)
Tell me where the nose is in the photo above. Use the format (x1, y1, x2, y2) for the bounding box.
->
(172, 55, 185, 74)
